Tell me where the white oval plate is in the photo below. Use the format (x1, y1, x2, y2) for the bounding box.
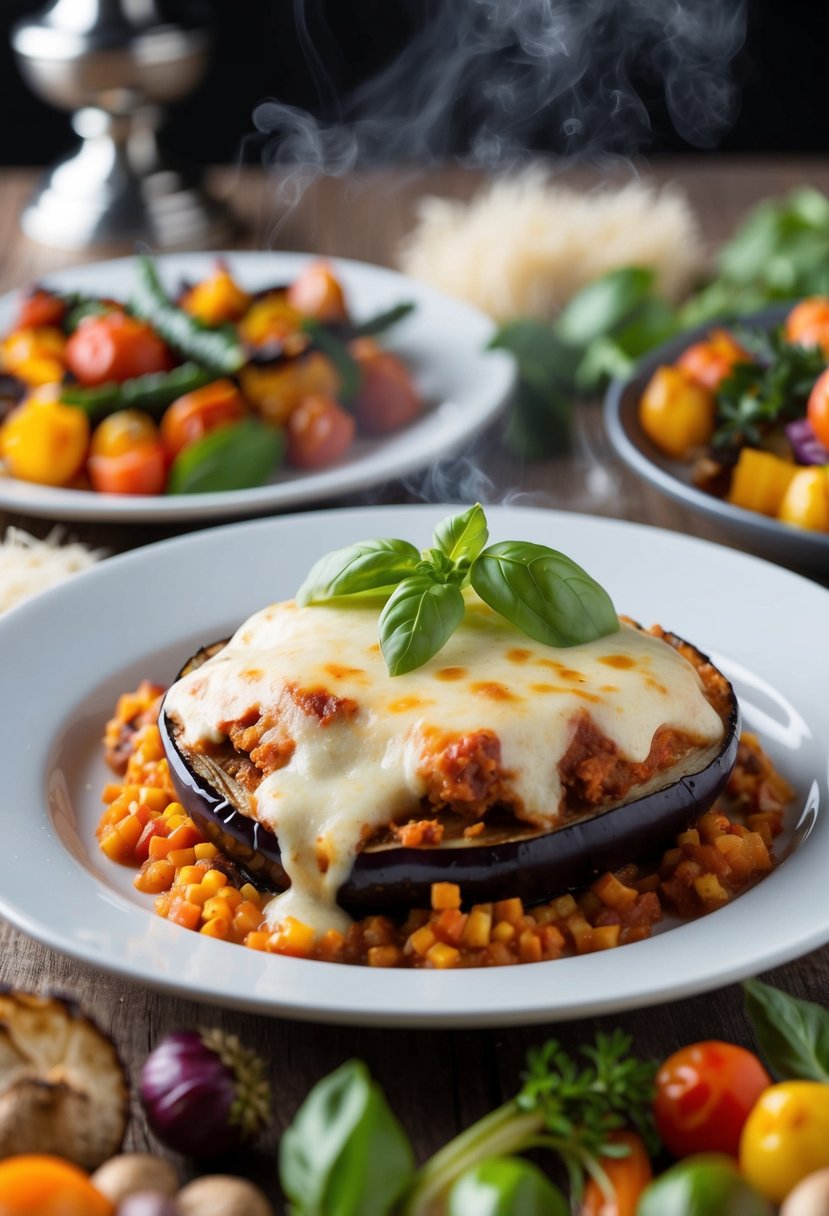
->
(0, 254, 514, 522)
(1, 504, 826, 1026)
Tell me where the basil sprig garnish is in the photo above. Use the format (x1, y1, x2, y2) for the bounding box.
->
(296, 505, 619, 676)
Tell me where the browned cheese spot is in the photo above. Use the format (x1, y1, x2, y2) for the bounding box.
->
(470, 681, 520, 702)
(506, 648, 532, 663)
(435, 666, 467, 681)
(599, 654, 636, 669)
(387, 695, 435, 713)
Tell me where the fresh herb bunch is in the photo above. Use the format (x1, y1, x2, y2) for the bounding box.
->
(402, 1030, 658, 1214)
(296, 504, 619, 676)
(713, 327, 827, 449)
(278, 1032, 659, 1216)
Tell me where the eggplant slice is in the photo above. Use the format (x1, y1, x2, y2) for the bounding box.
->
(160, 634, 739, 915)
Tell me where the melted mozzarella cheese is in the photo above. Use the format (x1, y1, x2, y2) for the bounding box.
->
(165, 597, 724, 933)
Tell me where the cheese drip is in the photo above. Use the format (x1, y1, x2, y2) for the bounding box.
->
(165, 598, 724, 933)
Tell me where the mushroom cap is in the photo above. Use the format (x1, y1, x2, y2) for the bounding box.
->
(0, 990, 128, 1169)
(176, 1176, 274, 1216)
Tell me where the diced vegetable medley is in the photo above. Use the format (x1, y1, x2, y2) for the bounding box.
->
(638, 299, 829, 533)
(0, 257, 420, 495)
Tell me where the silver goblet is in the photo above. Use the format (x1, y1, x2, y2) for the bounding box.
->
(12, 0, 232, 250)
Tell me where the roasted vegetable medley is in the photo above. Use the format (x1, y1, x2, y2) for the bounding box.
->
(638, 299, 829, 533)
(0, 257, 421, 495)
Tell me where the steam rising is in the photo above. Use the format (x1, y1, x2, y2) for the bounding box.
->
(254, 0, 748, 194)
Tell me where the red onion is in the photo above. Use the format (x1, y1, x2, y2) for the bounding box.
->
(139, 1029, 271, 1157)
(786, 417, 829, 465)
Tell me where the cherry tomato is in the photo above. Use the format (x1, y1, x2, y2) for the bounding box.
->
(785, 297, 829, 355)
(90, 410, 159, 459)
(351, 339, 423, 435)
(65, 312, 172, 386)
(638, 365, 716, 459)
(654, 1040, 771, 1159)
(286, 393, 355, 469)
(16, 288, 66, 331)
(740, 1082, 829, 1204)
(287, 262, 348, 322)
(1, 398, 89, 486)
(581, 1131, 652, 1216)
(807, 367, 829, 449)
(88, 443, 167, 495)
(676, 329, 748, 392)
(160, 379, 247, 458)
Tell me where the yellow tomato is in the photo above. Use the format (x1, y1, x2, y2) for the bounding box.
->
(1, 326, 66, 386)
(777, 467, 829, 532)
(740, 1081, 829, 1203)
(638, 365, 716, 459)
(1, 399, 89, 486)
(180, 265, 251, 325)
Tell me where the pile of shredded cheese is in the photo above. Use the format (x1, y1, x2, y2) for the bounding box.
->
(0, 528, 103, 614)
(398, 171, 703, 320)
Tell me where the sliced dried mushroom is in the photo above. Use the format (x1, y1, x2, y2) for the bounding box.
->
(0, 990, 128, 1169)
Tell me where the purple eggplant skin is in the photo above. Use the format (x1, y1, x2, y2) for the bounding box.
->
(159, 638, 739, 916)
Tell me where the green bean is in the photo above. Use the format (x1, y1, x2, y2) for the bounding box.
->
(131, 254, 246, 374)
(61, 362, 212, 421)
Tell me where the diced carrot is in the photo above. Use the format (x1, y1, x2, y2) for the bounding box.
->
(134, 818, 169, 863)
(167, 898, 202, 930)
(134, 859, 175, 894)
(431, 882, 461, 910)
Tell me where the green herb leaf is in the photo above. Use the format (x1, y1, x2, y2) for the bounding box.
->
(351, 301, 416, 338)
(470, 541, 618, 648)
(502, 378, 573, 459)
(279, 1059, 415, 1216)
(553, 267, 655, 348)
(379, 575, 465, 676)
(743, 978, 829, 1082)
(488, 319, 581, 395)
(432, 504, 489, 568)
(297, 539, 421, 605)
(166, 419, 283, 494)
(446, 1157, 568, 1216)
(303, 318, 362, 403)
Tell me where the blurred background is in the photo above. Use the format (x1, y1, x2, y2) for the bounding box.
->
(0, 0, 827, 170)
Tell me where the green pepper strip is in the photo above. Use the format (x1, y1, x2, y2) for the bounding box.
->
(131, 254, 247, 375)
(61, 362, 213, 422)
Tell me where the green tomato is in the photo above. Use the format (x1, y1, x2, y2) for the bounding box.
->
(637, 1155, 774, 1216)
(446, 1156, 568, 1216)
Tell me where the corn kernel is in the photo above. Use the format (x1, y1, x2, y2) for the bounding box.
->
(168, 847, 196, 869)
(408, 925, 437, 956)
(425, 942, 460, 969)
(203, 896, 234, 922)
(200, 868, 229, 896)
(201, 917, 230, 940)
(239, 883, 261, 906)
(492, 921, 515, 943)
(194, 842, 219, 861)
(368, 945, 401, 967)
(177, 865, 202, 887)
(431, 882, 461, 910)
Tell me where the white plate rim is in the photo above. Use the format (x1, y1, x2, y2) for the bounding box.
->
(0, 252, 514, 522)
(1, 503, 827, 1026)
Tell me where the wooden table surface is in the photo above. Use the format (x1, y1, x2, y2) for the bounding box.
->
(1, 159, 828, 1196)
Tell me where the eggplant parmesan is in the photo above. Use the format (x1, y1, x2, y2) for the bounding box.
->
(161, 596, 737, 930)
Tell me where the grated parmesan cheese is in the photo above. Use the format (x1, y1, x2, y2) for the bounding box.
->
(398, 171, 703, 321)
(0, 527, 104, 614)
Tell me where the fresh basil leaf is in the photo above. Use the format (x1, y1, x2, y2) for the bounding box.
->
(379, 575, 465, 676)
(303, 318, 361, 403)
(352, 301, 416, 338)
(488, 319, 581, 395)
(297, 538, 421, 605)
(503, 378, 572, 459)
(166, 419, 283, 494)
(279, 1059, 415, 1216)
(432, 504, 489, 567)
(743, 978, 829, 1082)
(553, 267, 655, 348)
(471, 542, 618, 648)
(447, 1157, 568, 1216)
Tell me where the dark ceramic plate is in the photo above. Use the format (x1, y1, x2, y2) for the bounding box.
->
(603, 305, 829, 576)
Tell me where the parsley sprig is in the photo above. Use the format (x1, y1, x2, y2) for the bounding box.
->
(402, 1031, 658, 1215)
(713, 326, 827, 449)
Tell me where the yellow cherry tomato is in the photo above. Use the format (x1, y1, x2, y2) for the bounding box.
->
(1, 326, 66, 386)
(740, 1081, 829, 1204)
(777, 467, 829, 532)
(1, 399, 89, 486)
(638, 365, 716, 459)
(90, 409, 159, 459)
